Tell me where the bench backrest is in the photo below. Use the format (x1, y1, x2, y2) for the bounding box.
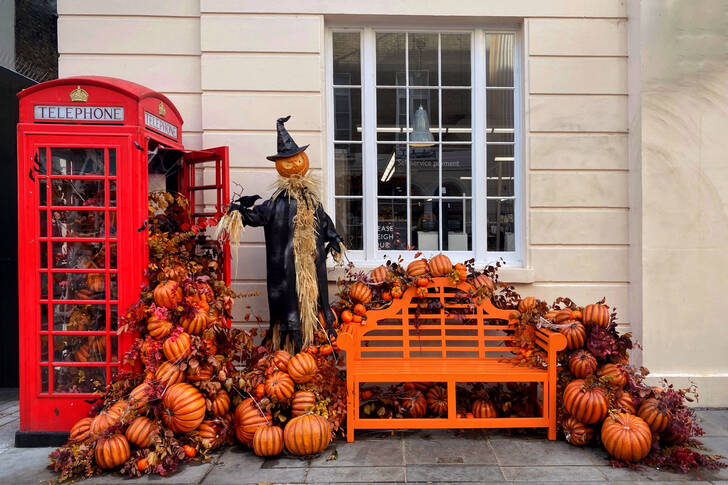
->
(349, 277, 517, 360)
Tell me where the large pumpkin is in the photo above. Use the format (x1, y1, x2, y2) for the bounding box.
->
(428, 254, 452, 276)
(426, 385, 448, 417)
(472, 274, 495, 292)
(472, 399, 497, 418)
(601, 413, 652, 462)
(95, 434, 130, 469)
(275, 151, 309, 178)
(129, 382, 152, 413)
(287, 352, 318, 384)
(211, 390, 231, 417)
(638, 397, 671, 433)
(583, 304, 610, 328)
(405, 391, 427, 418)
(90, 399, 128, 435)
(147, 314, 173, 340)
(291, 391, 316, 417)
(69, 417, 93, 443)
(563, 379, 608, 425)
(155, 361, 185, 386)
(283, 414, 331, 456)
(125, 416, 158, 448)
(553, 309, 574, 324)
(180, 306, 210, 335)
(234, 398, 271, 445)
(369, 265, 388, 284)
(153, 280, 183, 309)
(162, 383, 206, 433)
(163, 331, 191, 362)
(597, 363, 627, 389)
(615, 390, 637, 414)
(272, 350, 292, 372)
(253, 425, 284, 457)
(406, 259, 428, 277)
(265, 371, 295, 401)
(569, 350, 598, 378)
(349, 282, 372, 304)
(517, 296, 538, 313)
(559, 320, 586, 350)
(562, 416, 594, 446)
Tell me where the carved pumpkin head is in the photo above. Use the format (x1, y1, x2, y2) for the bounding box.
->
(275, 151, 309, 178)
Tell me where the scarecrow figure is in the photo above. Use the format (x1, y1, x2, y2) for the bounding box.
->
(219, 116, 345, 352)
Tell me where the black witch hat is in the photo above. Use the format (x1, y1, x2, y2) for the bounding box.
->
(266, 115, 309, 161)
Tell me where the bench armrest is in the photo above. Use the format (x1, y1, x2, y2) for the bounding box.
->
(539, 327, 567, 352)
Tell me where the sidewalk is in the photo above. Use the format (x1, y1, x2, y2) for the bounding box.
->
(0, 389, 726, 484)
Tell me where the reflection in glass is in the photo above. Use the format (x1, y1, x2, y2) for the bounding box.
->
(487, 145, 514, 197)
(377, 199, 408, 250)
(109, 242, 117, 268)
(443, 199, 472, 251)
(50, 272, 105, 301)
(441, 34, 471, 86)
(110, 273, 117, 300)
(108, 148, 116, 176)
(333, 32, 361, 85)
(51, 210, 105, 238)
(376, 88, 407, 141)
(334, 144, 362, 196)
(52, 366, 105, 394)
(109, 180, 116, 207)
(411, 199, 440, 250)
(41, 367, 48, 393)
(377, 145, 407, 196)
(41, 304, 48, 330)
(53, 304, 107, 331)
(41, 335, 48, 362)
(40, 273, 47, 299)
(376, 32, 405, 85)
(409, 89, 439, 142)
(54, 335, 106, 362)
(335, 199, 363, 250)
(51, 179, 105, 207)
(110, 336, 119, 362)
(51, 241, 105, 269)
(40, 210, 47, 237)
(333, 88, 361, 141)
(408, 33, 438, 86)
(51, 148, 105, 175)
(486, 34, 514, 87)
(487, 198, 515, 251)
(442, 145, 472, 197)
(40, 241, 47, 268)
(442, 89, 471, 142)
(409, 146, 439, 197)
(486, 89, 514, 142)
(37, 147, 47, 175)
(110, 305, 118, 331)
(39, 179, 47, 206)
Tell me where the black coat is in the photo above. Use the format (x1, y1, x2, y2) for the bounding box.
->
(238, 192, 342, 350)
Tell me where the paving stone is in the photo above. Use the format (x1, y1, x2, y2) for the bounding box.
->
(86, 461, 215, 484)
(405, 464, 505, 482)
(0, 413, 19, 427)
(203, 448, 306, 484)
(404, 435, 497, 465)
(700, 437, 728, 457)
(402, 428, 490, 441)
(262, 452, 310, 468)
(697, 410, 728, 437)
(0, 446, 58, 482)
(596, 464, 725, 482)
(490, 437, 597, 466)
(306, 465, 404, 483)
(309, 438, 403, 467)
(0, 403, 19, 415)
(500, 465, 605, 481)
(0, 418, 19, 449)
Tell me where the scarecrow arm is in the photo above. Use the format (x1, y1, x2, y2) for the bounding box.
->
(238, 197, 273, 228)
(319, 209, 346, 256)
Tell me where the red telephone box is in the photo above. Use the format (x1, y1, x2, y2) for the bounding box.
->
(16, 76, 229, 442)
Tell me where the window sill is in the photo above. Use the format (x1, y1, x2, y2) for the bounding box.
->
(326, 262, 535, 284)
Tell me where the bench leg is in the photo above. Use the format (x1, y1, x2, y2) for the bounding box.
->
(347, 376, 355, 442)
(546, 380, 557, 440)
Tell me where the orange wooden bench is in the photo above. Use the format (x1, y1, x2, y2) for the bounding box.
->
(337, 277, 567, 442)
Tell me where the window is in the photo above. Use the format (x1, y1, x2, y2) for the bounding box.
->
(327, 27, 520, 264)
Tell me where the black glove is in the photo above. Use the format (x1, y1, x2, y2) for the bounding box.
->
(237, 195, 261, 208)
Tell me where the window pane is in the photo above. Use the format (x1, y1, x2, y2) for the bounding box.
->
(486, 89, 514, 142)
(51, 241, 105, 269)
(408, 33, 438, 86)
(487, 145, 514, 196)
(40, 241, 47, 268)
(376, 88, 407, 142)
(334, 144, 362, 196)
(487, 198, 515, 251)
(54, 304, 107, 331)
(486, 34, 514, 87)
(442, 145, 472, 197)
(54, 335, 106, 362)
(409, 88, 439, 143)
(109, 180, 117, 207)
(441, 34, 471, 86)
(335, 198, 363, 250)
(443, 199, 472, 251)
(377, 144, 407, 196)
(52, 366, 105, 393)
(377, 199, 408, 250)
(333, 32, 361, 85)
(51, 148, 104, 175)
(40, 335, 48, 362)
(333, 88, 361, 141)
(411, 199, 440, 250)
(376, 32, 405, 86)
(51, 179, 105, 207)
(410, 146, 439, 197)
(52, 210, 105, 238)
(442, 89, 471, 142)
(108, 148, 116, 176)
(39, 179, 47, 206)
(37, 148, 47, 175)
(51, 272, 105, 301)
(40, 210, 47, 237)
(41, 304, 48, 330)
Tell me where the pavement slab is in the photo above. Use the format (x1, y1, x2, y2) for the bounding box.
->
(490, 437, 597, 466)
(310, 438, 404, 467)
(306, 465, 405, 482)
(405, 435, 498, 465)
(500, 465, 606, 481)
(405, 464, 505, 482)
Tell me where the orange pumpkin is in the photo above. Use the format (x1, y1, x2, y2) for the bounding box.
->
(454, 263, 468, 281)
(162, 383, 206, 433)
(615, 390, 637, 414)
(426, 386, 448, 417)
(275, 151, 309, 178)
(187, 365, 213, 382)
(147, 314, 173, 340)
(583, 304, 610, 328)
(234, 398, 271, 445)
(349, 282, 372, 304)
(287, 352, 318, 384)
(472, 274, 495, 292)
(95, 433, 130, 469)
(153, 280, 183, 309)
(164, 264, 188, 282)
(197, 420, 224, 449)
(562, 416, 594, 446)
(211, 390, 231, 417)
(553, 309, 573, 325)
(291, 391, 316, 417)
(370, 266, 388, 284)
(272, 350, 292, 372)
(563, 379, 608, 425)
(597, 363, 627, 389)
(405, 391, 427, 418)
(253, 425, 284, 457)
(517, 296, 538, 313)
(86, 273, 105, 293)
(428, 254, 452, 276)
(407, 259, 428, 277)
(90, 400, 128, 435)
(601, 413, 652, 462)
(283, 414, 331, 456)
(472, 399, 498, 418)
(568, 350, 598, 378)
(163, 331, 191, 362)
(202, 338, 218, 355)
(265, 371, 295, 401)
(638, 397, 671, 433)
(74, 343, 90, 362)
(125, 416, 158, 448)
(155, 361, 185, 386)
(559, 320, 586, 350)
(69, 417, 93, 443)
(129, 382, 152, 413)
(180, 306, 210, 335)
(192, 281, 215, 303)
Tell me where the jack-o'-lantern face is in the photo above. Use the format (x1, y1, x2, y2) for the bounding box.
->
(275, 152, 309, 178)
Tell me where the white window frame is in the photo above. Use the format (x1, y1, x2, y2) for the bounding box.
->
(325, 23, 524, 268)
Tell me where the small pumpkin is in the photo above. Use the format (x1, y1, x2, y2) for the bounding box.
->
(253, 425, 284, 457)
(153, 280, 183, 309)
(187, 365, 213, 382)
(95, 433, 130, 469)
(265, 371, 295, 401)
(129, 382, 152, 413)
(147, 314, 173, 340)
(211, 390, 231, 417)
(553, 309, 573, 325)
(272, 350, 292, 372)
(74, 343, 90, 362)
(90, 400, 128, 435)
(472, 399, 497, 418)
(426, 385, 448, 417)
(406, 259, 428, 277)
(562, 416, 594, 446)
(563, 379, 608, 425)
(125, 416, 158, 448)
(234, 398, 271, 445)
(69, 417, 93, 443)
(601, 413, 652, 462)
(86, 273, 105, 293)
(517, 296, 538, 313)
(583, 303, 610, 328)
(191, 280, 215, 303)
(370, 265, 388, 284)
(454, 263, 468, 281)
(197, 420, 224, 449)
(638, 397, 671, 433)
(180, 305, 210, 335)
(155, 361, 185, 386)
(472, 274, 495, 292)
(559, 320, 586, 350)
(428, 254, 452, 276)
(163, 331, 191, 362)
(349, 282, 372, 304)
(597, 363, 627, 389)
(162, 383, 206, 433)
(291, 390, 316, 417)
(283, 414, 331, 456)
(568, 350, 598, 378)
(287, 352, 318, 384)
(615, 390, 637, 414)
(164, 264, 188, 282)
(275, 151, 309, 178)
(405, 391, 427, 418)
